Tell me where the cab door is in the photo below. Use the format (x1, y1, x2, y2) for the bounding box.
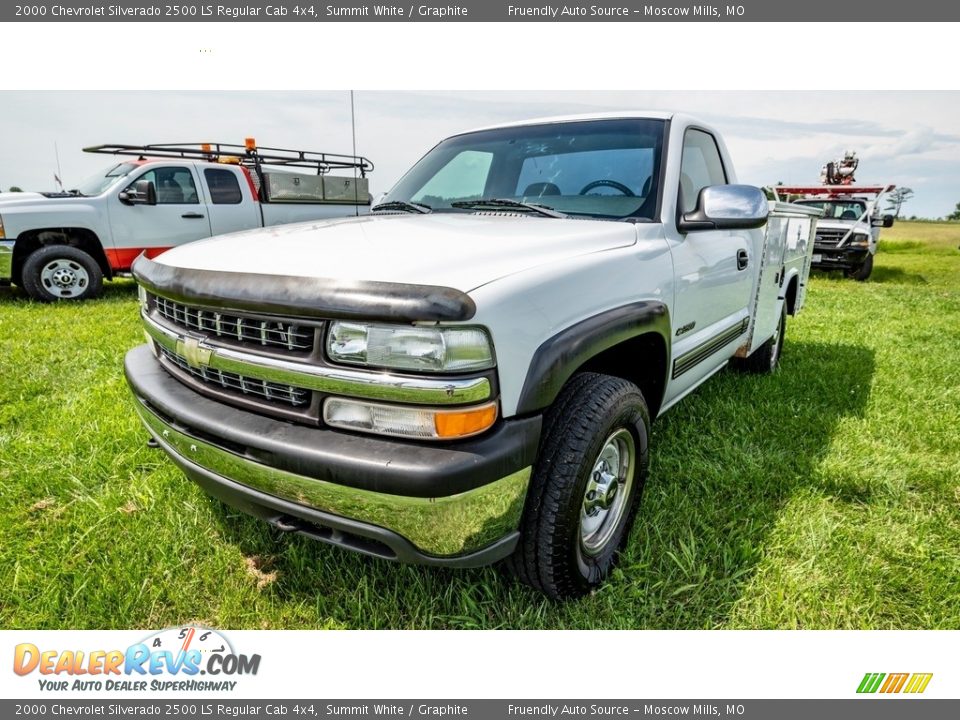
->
(200, 166, 261, 236)
(664, 128, 756, 396)
(108, 164, 212, 255)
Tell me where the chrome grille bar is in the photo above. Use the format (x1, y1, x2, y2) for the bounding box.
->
(153, 294, 315, 353)
(814, 228, 848, 248)
(159, 345, 309, 408)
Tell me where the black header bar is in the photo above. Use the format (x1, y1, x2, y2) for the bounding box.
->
(5, 0, 959, 22)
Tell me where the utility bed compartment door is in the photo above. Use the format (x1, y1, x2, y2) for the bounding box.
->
(749, 212, 789, 351)
(782, 208, 820, 312)
(739, 202, 820, 356)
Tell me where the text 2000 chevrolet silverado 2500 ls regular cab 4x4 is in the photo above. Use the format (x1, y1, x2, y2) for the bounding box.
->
(0, 140, 372, 301)
(124, 113, 820, 598)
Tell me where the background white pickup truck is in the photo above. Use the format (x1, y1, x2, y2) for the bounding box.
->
(125, 112, 820, 599)
(774, 184, 895, 281)
(0, 141, 373, 301)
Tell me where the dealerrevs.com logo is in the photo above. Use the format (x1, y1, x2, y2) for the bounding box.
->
(13, 627, 261, 692)
(857, 672, 933, 694)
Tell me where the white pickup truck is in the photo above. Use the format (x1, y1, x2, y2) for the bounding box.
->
(773, 184, 895, 281)
(0, 141, 373, 301)
(124, 113, 820, 598)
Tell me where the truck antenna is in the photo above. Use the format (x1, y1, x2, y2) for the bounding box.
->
(350, 90, 359, 216)
(54, 141, 64, 191)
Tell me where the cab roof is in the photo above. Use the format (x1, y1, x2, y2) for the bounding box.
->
(458, 110, 678, 136)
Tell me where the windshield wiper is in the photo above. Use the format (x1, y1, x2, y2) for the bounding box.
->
(451, 198, 567, 218)
(371, 200, 432, 214)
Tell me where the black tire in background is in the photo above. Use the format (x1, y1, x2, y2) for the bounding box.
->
(846, 252, 874, 281)
(507, 372, 650, 599)
(21, 245, 104, 302)
(731, 303, 786, 374)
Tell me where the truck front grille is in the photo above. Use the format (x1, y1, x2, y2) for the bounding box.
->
(158, 345, 311, 408)
(814, 228, 848, 248)
(152, 295, 316, 355)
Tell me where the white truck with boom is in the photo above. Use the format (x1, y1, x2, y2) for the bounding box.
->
(0, 140, 373, 301)
(774, 152, 895, 281)
(124, 113, 820, 598)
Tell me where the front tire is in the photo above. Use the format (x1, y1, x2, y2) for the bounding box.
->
(507, 373, 650, 599)
(846, 253, 874, 281)
(22, 245, 104, 302)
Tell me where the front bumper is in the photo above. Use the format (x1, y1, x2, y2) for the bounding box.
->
(125, 345, 540, 566)
(811, 244, 869, 271)
(0, 240, 13, 284)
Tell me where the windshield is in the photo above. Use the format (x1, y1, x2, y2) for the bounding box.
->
(74, 162, 139, 196)
(795, 199, 866, 221)
(382, 119, 665, 220)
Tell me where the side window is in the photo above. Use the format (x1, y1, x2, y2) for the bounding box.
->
(133, 167, 200, 205)
(204, 168, 243, 205)
(678, 129, 727, 215)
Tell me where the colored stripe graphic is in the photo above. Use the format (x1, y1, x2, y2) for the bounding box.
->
(904, 673, 934, 694)
(857, 672, 932, 694)
(880, 673, 909, 693)
(857, 673, 885, 693)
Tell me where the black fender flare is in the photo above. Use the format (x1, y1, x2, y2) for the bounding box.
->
(515, 301, 671, 415)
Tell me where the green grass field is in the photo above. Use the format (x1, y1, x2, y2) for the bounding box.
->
(1, 221, 958, 629)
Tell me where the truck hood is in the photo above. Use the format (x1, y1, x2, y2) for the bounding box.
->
(0, 192, 49, 207)
(154, 213, 638, 292)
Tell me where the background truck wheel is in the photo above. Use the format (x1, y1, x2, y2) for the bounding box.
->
(21, 245, 104, 302)
(507, 372, 650, 599)
(732, 304, 786, 374)
(845, 253, 874, 281)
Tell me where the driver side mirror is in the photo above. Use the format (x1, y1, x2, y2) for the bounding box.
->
(678, 184, 769, 233)
(119, 180, 157, 206)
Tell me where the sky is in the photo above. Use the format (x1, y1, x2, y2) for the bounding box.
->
(2, 90, 958, 218)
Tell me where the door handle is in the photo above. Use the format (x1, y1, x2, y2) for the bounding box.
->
(737, 249, 749, 270)
(181, 212, 205, 219)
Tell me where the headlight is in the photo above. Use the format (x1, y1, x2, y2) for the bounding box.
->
(326, 322, 494, 373)
(848, 233, 870, 247)
(324, 398, 498, 440)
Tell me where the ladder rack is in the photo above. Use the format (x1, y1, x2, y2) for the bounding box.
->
(84, 141, 374, 177)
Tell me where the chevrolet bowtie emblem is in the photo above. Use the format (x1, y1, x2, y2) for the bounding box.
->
(177, 336, 212, 369)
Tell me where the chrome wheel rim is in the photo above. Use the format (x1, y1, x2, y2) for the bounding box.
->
(40, 258, 89, 298)
(580, 428, 636, 556)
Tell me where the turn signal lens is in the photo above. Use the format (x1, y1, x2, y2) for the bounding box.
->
(0, 213, 5, 239)
(434, 404, 499, 439)
(323, 398, 498, 441)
